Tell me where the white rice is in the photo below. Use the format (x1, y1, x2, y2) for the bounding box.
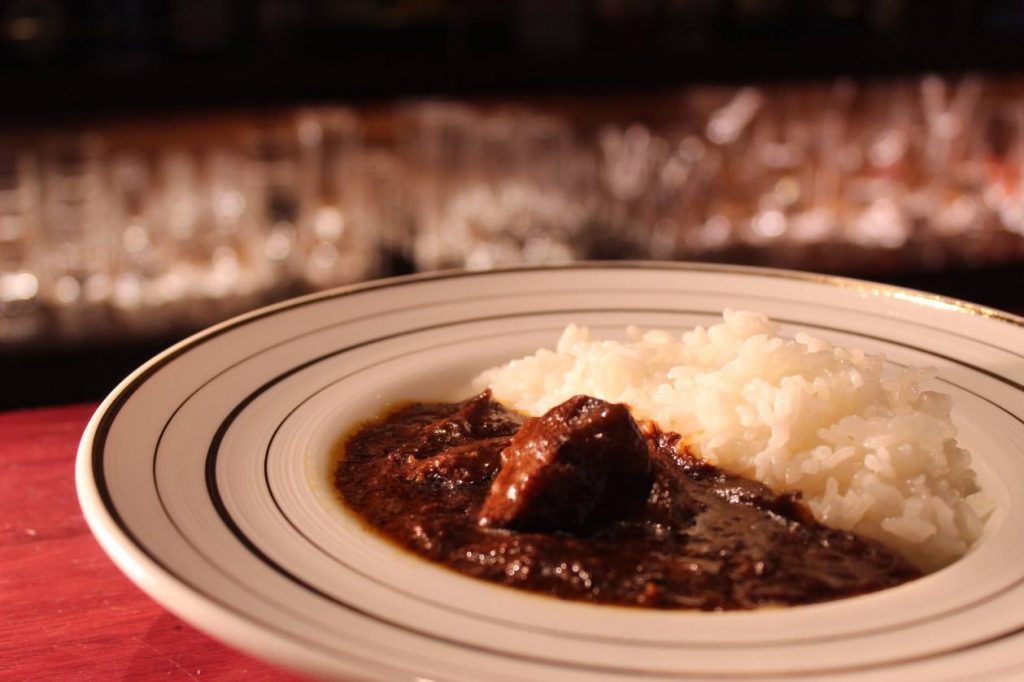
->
(475, 310, 988, 571)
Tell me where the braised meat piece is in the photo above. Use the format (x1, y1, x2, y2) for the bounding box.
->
(478, 395, 653, 532)
(403, 437, 510, 487)
(390, 390, 521, 462)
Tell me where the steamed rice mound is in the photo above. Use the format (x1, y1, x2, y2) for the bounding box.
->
(475, 310, 987, 571)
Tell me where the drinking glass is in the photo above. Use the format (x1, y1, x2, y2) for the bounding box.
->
(39, 133, 113, 337)
(399, 102, 481, 270)
(244, 121, 307, 289)
(0, 139, 44, 340)
(355, 148, 411, 275)
(295, 107, 377, 288)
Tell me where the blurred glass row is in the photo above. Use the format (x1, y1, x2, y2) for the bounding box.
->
(4, 74, 1024, 345)
(407, 75, 1024, 275)
(0, 109, 391, 344)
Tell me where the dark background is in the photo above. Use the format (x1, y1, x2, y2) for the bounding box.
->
(4, 0, 1024, 122)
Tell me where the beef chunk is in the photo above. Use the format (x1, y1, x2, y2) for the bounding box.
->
(390, 390, 522, 462)
(403, 437, 510, 487)
(478, 395, 652, 532)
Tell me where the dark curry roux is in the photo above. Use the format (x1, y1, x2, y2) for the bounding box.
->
(334, 391, 920, 610)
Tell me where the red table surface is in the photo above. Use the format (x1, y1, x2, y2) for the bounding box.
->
(0, 404, 307, 681)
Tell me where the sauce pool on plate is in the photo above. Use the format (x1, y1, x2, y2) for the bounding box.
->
(334, 391, 921, 610)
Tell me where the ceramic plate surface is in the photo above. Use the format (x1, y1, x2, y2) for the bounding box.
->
(77, 264, 1024, 681)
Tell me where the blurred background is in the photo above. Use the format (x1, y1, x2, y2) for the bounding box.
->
(3, 0, 1024, 408)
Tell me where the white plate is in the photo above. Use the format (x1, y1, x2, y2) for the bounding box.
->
(77, 263, 1024, 681)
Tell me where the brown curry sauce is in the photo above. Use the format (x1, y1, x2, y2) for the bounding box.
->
(334, 391, 920, 610)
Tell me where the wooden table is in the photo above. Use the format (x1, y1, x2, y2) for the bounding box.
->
(0, 404, 305, 681)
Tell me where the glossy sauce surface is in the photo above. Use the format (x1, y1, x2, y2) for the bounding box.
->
(334, 393, 921, 610)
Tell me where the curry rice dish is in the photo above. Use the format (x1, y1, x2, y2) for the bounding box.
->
(333, 311, 987, 609)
